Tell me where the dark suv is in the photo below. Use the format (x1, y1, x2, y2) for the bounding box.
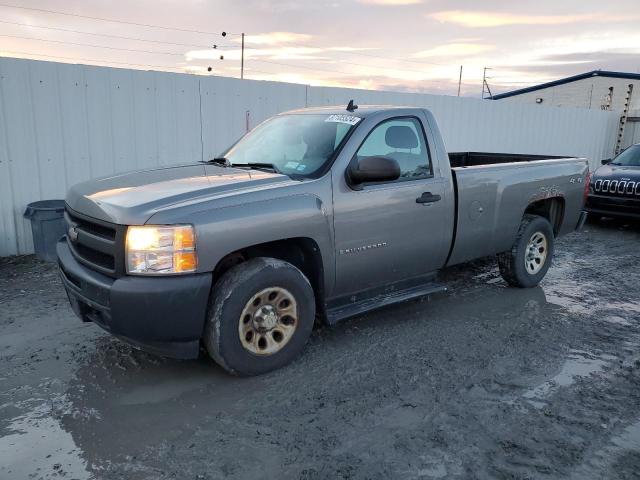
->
(587, 144, 640, 219)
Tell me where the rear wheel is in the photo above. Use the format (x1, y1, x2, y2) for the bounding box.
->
(498, 214, 554, 288)
(203, 257, 315, 376)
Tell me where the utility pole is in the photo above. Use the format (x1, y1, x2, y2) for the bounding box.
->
(481, 67, 493, 99)
(457, 65, 463, 97)
(221, 31, 245, 79)
(241, 32, 245, 79)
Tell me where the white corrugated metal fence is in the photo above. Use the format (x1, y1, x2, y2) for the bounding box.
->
(0, 57, 619, 256)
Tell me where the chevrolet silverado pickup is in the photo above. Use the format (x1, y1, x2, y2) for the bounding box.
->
(57, 104, 589, 375)
(586, 143, 640, 219)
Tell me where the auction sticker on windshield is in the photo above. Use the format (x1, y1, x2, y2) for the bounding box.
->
(325, 114, 361, 125)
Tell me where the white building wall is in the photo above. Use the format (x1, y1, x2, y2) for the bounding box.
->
(0, 57, 620, 256)
(623, 110, 640, 149)
(497, 76, 640, 111)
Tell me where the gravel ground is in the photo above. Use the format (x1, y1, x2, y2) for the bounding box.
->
(1, 219, 639, 480)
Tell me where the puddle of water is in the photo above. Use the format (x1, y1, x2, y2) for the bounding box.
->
(0, 409, 90, 480)
(416, 464, 448, 478)
(544, 291, 594, 315)
(612, 419, 640, 450)
(604, 300, 640, 315)
(117, 377, 208, 406)
(524, 350, 616, 401)
(402, 453, 460, 479)
(569, 417, 640, 479)
(604, 315, 633, 326)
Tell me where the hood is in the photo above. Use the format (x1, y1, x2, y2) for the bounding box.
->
(66, 164, 293, 224)
(593, 163, 640, 182)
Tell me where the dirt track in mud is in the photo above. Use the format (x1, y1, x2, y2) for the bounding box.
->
(1, 219, 640, 480)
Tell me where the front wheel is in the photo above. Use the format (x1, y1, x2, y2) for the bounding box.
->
(498, 214, 555, 288)
(203, 257, 315, 376)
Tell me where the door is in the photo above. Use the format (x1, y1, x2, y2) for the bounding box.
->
(332, 116, 451, 296)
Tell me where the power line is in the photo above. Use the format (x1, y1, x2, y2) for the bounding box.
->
(0, 19, 441, 74)
(0, 33, 187, 56)
(0, 19, 236, 49)
(3, 32, 442, 80)
(0, 49, 190, 71)
(0, 2, 223, 36)
(0, 49, 386, 85)
(0, 2, 451, 70)
(0, 33, 337, 76)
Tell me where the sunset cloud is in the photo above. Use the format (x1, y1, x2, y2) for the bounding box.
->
(326, 46, 379, 52)
(357, 0, 423, 5)
(187, 46, 326, 62)
(429, 11, 636, 28)
(413, 43, 495, 58)
(238, 31, 312, 45)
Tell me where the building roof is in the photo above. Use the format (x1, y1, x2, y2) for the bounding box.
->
(492, 70, 640, 100)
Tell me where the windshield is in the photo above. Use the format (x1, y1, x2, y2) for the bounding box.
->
(220, 114, 358, 177)
(611, 145, 640, 166)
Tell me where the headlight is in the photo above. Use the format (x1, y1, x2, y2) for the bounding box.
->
(126, 225, 197, 275)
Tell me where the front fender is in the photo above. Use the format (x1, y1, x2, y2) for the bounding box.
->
(147, 194, 335, 294)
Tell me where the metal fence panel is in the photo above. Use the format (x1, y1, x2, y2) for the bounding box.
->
(306, 86, 618, 163)
(0, 57, 619, 256)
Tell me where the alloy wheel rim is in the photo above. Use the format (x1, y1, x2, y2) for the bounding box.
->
(525, 231, 548, 275)
(238, 287, 298, 355)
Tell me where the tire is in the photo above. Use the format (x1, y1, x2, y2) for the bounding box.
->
(498, 214, 555, 288)
(203, 257, 315, 376)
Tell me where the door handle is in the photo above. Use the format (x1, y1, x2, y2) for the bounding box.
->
(416, 192, 441, 204)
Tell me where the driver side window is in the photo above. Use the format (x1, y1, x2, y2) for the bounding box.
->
(356, 117, 431, 180)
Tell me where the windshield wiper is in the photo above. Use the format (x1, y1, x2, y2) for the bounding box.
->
(230, 162, 282, 174)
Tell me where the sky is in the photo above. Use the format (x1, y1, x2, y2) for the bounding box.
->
(1, 0, 639, 97)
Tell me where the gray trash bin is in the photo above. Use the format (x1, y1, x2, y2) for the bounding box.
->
(23, 200, 66, 262)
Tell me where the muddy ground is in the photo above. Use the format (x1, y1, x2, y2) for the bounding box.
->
(1, 219, 639, 480)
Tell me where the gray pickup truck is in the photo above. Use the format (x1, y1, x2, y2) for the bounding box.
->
(57, 104, 589, 375)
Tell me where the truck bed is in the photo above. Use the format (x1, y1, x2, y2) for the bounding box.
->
(446, 158, 588, 267)
(448, 152, 566, 168)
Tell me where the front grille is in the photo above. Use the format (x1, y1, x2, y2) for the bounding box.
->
(593, 179, 640, 197)
(74, 242, 115, 270)
(65, 206, 125, 277)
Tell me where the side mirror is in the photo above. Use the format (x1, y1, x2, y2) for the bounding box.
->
(601, 158, 612, 165)
(348, 156, 401, 185)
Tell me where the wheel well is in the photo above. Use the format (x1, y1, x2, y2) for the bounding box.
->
(525, 197, 564, 235)
(212, 238, 325, 315)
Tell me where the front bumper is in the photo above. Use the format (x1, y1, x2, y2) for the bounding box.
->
(586, 193, 640, 219)
(57, 238, 212, 359)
